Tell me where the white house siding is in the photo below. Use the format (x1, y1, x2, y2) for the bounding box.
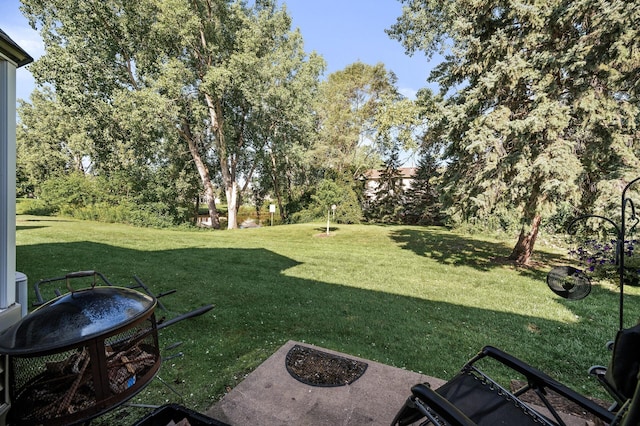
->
(0, 27, 32, 425)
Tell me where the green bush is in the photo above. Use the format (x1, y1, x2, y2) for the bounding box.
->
(67, 201, 177, 228)
(446, 205, 522, 236)
(126, 204, 176, 228)
(39, 173, 100, 211)
(66, 202, 127, 223)
(36, 173, 188, 228)
(16, 198, 55, 216)
(289, 209, 318, 224)
(291, 179, 362, 224)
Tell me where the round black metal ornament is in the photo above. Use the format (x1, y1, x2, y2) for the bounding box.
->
(547, 266, 592, 300)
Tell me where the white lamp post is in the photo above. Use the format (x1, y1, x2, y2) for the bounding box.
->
(326, 204, 337, 236)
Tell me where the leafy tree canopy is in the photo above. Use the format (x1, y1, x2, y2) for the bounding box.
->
(311, 61, 423, 178)
(20, 0, 324, 229)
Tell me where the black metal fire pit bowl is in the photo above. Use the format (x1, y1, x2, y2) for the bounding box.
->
(0, 284, 161, 426)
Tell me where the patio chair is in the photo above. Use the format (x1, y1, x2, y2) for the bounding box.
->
(391, 325, 640, 426)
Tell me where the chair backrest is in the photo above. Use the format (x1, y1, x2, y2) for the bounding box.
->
(606, 323, 640, 401)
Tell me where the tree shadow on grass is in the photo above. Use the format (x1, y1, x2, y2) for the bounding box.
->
(15, 239, 635, 420)
(20, 218, 73, 222)
(314, 226, 339, 233)
(389, 227, 568, 280)
(16, 225, 49, 231)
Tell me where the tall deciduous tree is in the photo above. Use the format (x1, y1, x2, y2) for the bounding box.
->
(21, 0, 322, 229)
(388, 0, 640, 264)
(312, 61, 421, 179)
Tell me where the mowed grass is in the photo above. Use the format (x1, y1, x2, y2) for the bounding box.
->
(15, 215, 640, 422)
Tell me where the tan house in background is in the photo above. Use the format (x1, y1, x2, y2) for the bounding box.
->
(361, 167, 417, 200)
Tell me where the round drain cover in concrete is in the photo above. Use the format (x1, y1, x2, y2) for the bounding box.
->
(285, 345, 368, 387)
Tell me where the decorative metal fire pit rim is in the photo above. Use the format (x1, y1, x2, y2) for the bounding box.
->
(0, 286, 156, 356)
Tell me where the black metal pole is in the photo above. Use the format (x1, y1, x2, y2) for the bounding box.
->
(619, 176, 640, 330)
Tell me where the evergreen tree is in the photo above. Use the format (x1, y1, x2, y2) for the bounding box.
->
(367, 145, 405, 223)
(403, 148, 442, 225)
(388, 0, 640, 264)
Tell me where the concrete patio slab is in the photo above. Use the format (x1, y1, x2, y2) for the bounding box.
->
(206, 340, 593, 426)
(206, 340, 442, 425)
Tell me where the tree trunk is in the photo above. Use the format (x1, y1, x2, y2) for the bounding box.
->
(268, 149, 287, 222)
(204, 93, 240, 230)
(194, 196, 200, 224)
(195, 156, 220, 230)
(508, 213, 542, 265)
(73, 154, 84, 173)
(204, 184, 220, 229)
(182, 120, 220, 229)
(226, 182, 239, 230)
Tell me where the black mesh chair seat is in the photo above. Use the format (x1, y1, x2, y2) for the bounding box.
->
(391, 344, 640, 426)
(435, 369, 554, 425)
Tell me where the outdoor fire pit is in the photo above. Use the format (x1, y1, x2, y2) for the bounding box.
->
(0, 283, 161, 425)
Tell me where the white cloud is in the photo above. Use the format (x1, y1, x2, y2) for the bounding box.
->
(5, 26, 44, 60)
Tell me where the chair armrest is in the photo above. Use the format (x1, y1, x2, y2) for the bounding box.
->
(410, 383, 477, 426)
(478, 346, 614, 423)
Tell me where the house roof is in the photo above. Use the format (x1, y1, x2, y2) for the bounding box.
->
(0, 28, 34, 68)
(363, 167, 417, 180)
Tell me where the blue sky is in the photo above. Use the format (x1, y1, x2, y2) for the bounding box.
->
(0, 0, 43, 102)
(278, 0, 436, 98)
(0, 0, 437, 102)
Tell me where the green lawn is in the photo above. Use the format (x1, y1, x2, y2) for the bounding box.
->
(15, 215, 640, 423)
